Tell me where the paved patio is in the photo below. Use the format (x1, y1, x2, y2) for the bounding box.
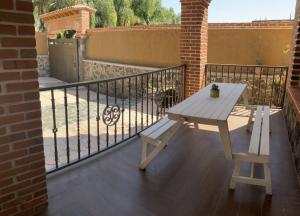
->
(42, 108, 300, 216)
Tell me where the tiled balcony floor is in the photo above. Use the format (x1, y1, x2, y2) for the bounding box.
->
(42, 108, 300, 216)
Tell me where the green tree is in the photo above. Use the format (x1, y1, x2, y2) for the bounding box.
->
(94, 0, 117, 27)
(131, 0, 162, 24)
(114, 0, 139, 26)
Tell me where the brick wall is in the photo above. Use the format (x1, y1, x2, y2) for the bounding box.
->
(0, 0, 48, 215)
(180, 0, 211, 96)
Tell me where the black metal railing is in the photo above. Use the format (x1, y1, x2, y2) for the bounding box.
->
(205, 64, 288, 108)
(39, 65, 186, 173)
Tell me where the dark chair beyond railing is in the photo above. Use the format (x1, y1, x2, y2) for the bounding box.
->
(205, 64, 288, 108)
(39, 65, 186, 173)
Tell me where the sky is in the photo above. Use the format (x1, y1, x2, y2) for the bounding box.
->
(162, 0, 297, 23)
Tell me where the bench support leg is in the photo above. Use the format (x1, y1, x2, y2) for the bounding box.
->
(194, 122, 199, 129)
(139, 141, 166, 170)
(264, 163, 272, 195)
(230, 160, 243, 189)
(247, 108, 255, 132)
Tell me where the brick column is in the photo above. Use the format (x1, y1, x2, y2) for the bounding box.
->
(290, 19, 300, 88)
(0, 0, 48, 215)
(180, 0, 211, 96)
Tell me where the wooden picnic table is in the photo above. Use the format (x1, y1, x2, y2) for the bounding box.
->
(167, 83, 249, 160)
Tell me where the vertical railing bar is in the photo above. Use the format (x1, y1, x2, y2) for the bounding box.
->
(183, 65, 186, 100)
(277, 67, 283, 108)
(141, 75, 144, 130)
(270, 67, 276, 108)
(106, 82, 109, 147)
(151, 73, 154, 124)
(135, 76, 138, 134)
(122, 79, 125, 140)
(146, 74, 149, 127)
(282, 67, 289, 108)
(76, 86, 81, 160)
(252, 66, 256, 105)
(258, 66, 262, 105)
(114, 80, 117, 144)
(221, 65, 224, 82)
(96, 83, 100, 151)
(171, 68, 174, 108)
(87, 84, 91, 156)
(239, 66, 242, 82)
(160, 71, 163, 118)
(129, 78, 131, 137)
(227, 65, 230, 83)
(164, 69, 167, 115)
(51, 90, 59, 169)
(209, 64, 212, 84)
(233, 65, 236, 82)
(157, 72, 159, 121)
(63, 88, 70, 164)
(264, 67, 269, 105)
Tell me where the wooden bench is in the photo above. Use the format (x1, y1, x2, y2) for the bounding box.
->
(230, 106, 272, 195)
(139, 118, 182, 170)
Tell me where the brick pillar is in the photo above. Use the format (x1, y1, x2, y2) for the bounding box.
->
(180, 0, 211, 96)
(0, 0, 48, 215)
(290, 18, 300, 88)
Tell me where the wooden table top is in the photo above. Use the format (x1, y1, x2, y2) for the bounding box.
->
(167, 83, 247, 121)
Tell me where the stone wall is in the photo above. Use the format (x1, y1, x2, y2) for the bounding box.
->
(283, 97, 300, 182)
(37, 55, 50, 77)
(82, 60, 159, 98)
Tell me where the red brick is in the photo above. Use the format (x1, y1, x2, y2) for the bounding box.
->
(0, 94, 23, 104)
(11, 120, 41, 133)
(0, 162, 12, 172)
(9, 101, 40, 113)
(18, 182, 46, 197)
(3, 60, 37, 69)
(1, 38, 36, 47)
(22, 71, 38, 80)
(0, 145, 10, 153)
(0, 178, 13, 188)
(12, 137, 43, 149)
(6, 81, 39, 92)
(0, 71, 20, 81)
(0, 113, 24, 125)
(0, 180, 31, 195)
(29, 145, 44, 154)
(0, 127, 6, 135)
(20, 49, 37, 58)
(0, 12, 34, 24)
(0, 207, 18, 215)
(24, 91, 39, 101)
(0, 193, 15, 204)
(0, 132, 26, 145)
(16, 0, 34, 12)
(27, 129, 42, 138)
(0, 149, 28, 163)
(0, 0, 13, 10)
(16, 168, 45, 182)
(0, 24, 16, 35)
(15, 154, 44, 166)
(18, 25, 35, 35)
(0, 49, 18, 59)
(25, 110, 41, 120)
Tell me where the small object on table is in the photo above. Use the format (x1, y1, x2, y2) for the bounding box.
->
(210, 84, 220, 98)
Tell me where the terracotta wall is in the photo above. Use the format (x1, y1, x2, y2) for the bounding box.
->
(35, 22, 294, 67)
(35, 32, 48, 55)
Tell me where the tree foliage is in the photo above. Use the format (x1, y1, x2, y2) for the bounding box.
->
(33, 0, 180, 33)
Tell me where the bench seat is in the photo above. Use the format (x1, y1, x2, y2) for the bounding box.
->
(231, 106, 272, 195)
(139, 118, 181, 170)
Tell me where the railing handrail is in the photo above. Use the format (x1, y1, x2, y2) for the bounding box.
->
(39, 64, 186, 92)
(206, 63, 288, 69)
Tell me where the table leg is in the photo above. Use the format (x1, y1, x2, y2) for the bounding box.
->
(218, 121, 233, 160)
(242, 88, 250, 109)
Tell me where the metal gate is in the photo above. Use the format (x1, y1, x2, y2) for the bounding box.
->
(48, 39, 79, 83)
